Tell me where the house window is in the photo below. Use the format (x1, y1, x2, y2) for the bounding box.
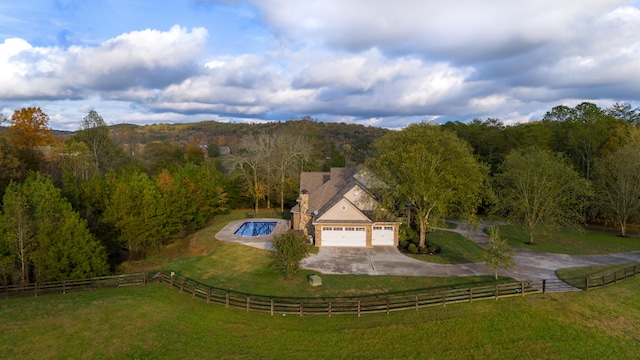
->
(355, 227, 365, 231)
(384, 226, 394, 231)
(333, 227, 343, 231)
(323, 227, 333, 231)
(340, 205, 347, 211)
(373, 226, 382, 230)
(345, 227, 355, 231)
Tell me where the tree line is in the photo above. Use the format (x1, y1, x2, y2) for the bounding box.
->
(367, 102, 640, 249)
(2, 101, 640, 285)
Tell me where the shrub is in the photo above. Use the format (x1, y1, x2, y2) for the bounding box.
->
(419, 246, 429, 254)
(271, 231, 309, 280)
(399, 239, 409, 248)
(408, 243, 418, 254)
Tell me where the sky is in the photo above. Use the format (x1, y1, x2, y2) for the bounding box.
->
(1, 0, 640, 130)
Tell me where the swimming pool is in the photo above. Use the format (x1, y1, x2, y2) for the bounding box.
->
(234, 221, 278, 237)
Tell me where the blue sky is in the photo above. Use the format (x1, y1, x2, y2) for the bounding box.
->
(2, 0, 640, 130)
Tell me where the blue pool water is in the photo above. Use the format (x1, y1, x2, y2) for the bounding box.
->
(234, 221, 278, 237)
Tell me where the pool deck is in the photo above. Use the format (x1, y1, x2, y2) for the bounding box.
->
(215, 218, 291, 251)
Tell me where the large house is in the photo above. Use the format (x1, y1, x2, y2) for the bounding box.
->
(291, 167, 399, 247)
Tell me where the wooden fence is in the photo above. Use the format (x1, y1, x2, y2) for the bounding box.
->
(1, 272, 161, 299)
(583, 264, 639, 290)
(161, 271, 546, 316)
(3, 264, 639, 316)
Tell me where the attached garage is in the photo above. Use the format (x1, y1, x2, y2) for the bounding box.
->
(321, 226, 367, 247)
(372, 226, 395, 246)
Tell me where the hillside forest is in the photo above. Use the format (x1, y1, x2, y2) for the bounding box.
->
(1, 102, 639, 285)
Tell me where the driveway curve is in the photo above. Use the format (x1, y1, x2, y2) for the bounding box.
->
(300, 221, 640, 283)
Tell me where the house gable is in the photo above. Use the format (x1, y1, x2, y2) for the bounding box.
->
(316, 198, 370, 222)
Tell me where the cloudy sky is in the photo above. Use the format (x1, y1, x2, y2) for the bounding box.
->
(1, 0, 640, 130)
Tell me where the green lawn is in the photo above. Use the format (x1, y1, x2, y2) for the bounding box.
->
(166, 240, 503, 297)
(407, 229, 485, 264)
(2, 280, 640, 359)
(497, 225, 640, 255)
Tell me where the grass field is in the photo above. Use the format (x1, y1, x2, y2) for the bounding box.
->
(497, 225, 640, 255)
(556, 262, 640, 288)
(1, 279, 639, 359)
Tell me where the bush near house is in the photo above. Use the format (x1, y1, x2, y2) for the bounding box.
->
(271, 231, 309, 280)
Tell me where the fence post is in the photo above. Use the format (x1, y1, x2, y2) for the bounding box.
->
(386, 298, 390, 314)
(207, 289, 211, 303)
(143, 273, 147, 285)
(328, 300, 332, 318)
(416, 295, 419, 310)
(270, 299, 274, 316)
(442, 291, 446, 307)
(192, 284, 197, 298)
(585, 277, 589, 291)
(225, 292, 229, 308)
(614, 271, 617, 285)
(4, 284, 7, 299)
(495, 285, 498, 300)
(357, 300, 361, 317)
(300, 302, 303, 317)
(542, 279, 546, 294)
(34, 283, 38, 297)
(469, 288, 472, 303)
(521, 282, 525, 297)
(602, 274, 605, 287)
(246, 296, 250, 312)
(63, 280, 66, 295)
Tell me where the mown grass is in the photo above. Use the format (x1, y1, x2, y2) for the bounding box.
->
(498, 225, 640, 255)
(407, 229, 485, 264)
(167, 240, 504, 297)
(2, 279, 640, 359)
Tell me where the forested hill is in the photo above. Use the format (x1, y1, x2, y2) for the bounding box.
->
(109, 118, 389, 149)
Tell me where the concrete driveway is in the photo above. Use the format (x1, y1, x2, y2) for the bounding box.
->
(300, 221, 640, 282)
(300, 247, 492, 277)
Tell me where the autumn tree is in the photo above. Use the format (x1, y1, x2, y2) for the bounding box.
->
(494, 148, 591, 244)
(593, 143, 640, 236)
(366, 123, 489, 248)
(8, 107, 54, 170)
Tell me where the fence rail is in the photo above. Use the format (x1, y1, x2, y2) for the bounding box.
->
(161, 271, 546, 316)
(1, 272, 161, 299)
(3, 264, 639, 317)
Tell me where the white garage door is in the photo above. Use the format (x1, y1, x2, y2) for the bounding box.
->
(321, 226, 367, 247)
(372, 226, 395, 246)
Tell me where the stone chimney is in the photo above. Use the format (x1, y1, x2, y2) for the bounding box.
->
(299, 189, 310, 236)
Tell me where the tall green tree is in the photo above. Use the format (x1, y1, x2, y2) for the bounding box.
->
(271, 231, 309, 280)
(75, 110, 120, 175)
(494, 148, 591, 244)
(593, 143, 640, 237)
(103, 171, 167, 259)
(0, 174, 109, 283)
(367, 123, 489, 248)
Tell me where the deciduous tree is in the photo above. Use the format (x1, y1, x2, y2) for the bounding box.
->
(494, 148, 591, 244)
(271, 231, 309, 280)
(481, 226, 514, 280)
(367, 123, 489, 248)
(593, 143, 640, 236)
